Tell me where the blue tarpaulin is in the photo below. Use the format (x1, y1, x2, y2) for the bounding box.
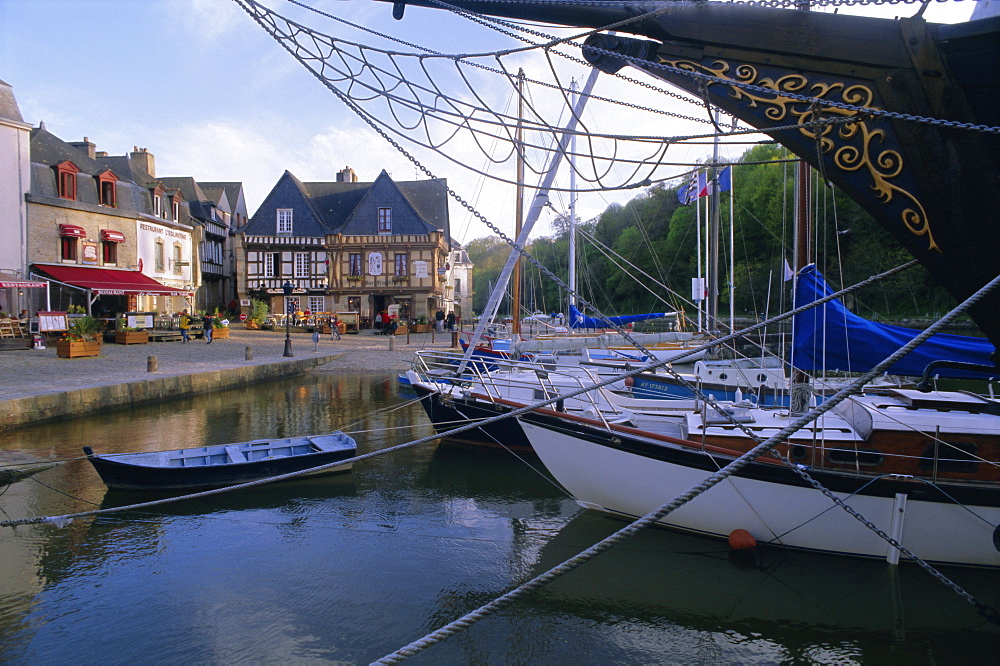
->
(792, 265, 995, 378)
(568, 304, 671, 329)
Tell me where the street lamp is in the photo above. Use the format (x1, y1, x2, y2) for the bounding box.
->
(282, 281, 294, 357)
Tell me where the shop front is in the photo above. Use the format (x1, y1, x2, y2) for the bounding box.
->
(32, 264, 193, 325)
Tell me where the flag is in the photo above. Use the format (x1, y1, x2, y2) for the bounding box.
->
(783, 258, 794, 281)
(718, 165, 732, 192)
(696, 171, 709, 198)
(677, 183, 692, 205)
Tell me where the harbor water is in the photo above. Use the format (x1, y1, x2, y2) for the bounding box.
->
(0, 372, 997, 663)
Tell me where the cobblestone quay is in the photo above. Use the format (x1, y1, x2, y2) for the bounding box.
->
(0, 327, 455, 431)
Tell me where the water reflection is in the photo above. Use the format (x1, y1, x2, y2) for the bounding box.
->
(0, 373, 997, 662)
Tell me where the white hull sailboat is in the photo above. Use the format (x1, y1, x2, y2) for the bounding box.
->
(518, 387, 1000, 567)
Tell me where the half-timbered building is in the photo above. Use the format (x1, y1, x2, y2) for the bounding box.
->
(237, 167, 455, 326)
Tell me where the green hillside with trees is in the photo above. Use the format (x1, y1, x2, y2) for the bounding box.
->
(467, 143, 956, 324)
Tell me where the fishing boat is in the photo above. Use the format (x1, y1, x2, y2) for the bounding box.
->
(82, 432, 356, 491)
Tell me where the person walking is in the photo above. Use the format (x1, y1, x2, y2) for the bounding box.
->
(202, 313, 214, 344)
(446, 311, 456, 331)
(330, 314, 341, 340)
(435, 308, 445, 333)
(179, 309, 191, 343)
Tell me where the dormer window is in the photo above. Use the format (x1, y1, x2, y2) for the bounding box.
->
(277, 209, 293, 234)
(96, 170, 117, 207)
(378, 207, 391, 234)
(55, 161, 79, 201)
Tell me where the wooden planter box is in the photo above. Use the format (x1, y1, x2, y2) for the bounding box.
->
(115, 331, 149, 345)
(413, 324, 431, 333)
(213, 327, 230, 339)
(245, 321, 260, 330)
(57, 339, 102, 358)
(394, 324, 408, 336)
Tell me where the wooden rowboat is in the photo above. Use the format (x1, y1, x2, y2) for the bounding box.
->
(82, 432, 356, 491)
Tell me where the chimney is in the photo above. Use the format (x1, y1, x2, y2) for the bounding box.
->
(130, 146, 155, 177)
(69, 136, 96, 160)
(336, 166, 357, 183)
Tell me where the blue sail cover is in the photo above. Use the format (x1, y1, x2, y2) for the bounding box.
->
(568, 304, 671, 329)
(792, 265, 995, 378)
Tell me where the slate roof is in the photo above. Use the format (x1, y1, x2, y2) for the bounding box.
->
(242, 169, 450, 239)
(199, 182, 244, 211)
(0, 79, 24, 123)
(159, 176, 214, 220)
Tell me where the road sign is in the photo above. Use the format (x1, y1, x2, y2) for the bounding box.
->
(239, 313, 247, 321)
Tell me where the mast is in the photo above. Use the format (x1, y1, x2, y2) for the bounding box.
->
(511, 68, 525, 335)
(568, 79, 578, 314)
(707, 110, 721, 333)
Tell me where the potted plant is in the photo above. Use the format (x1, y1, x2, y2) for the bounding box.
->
(212, 315, 230, 339)
(246, 299, 268, 330)
(413, 315, 430, 333)
(57, 315, 103, 358)
(115, 316, 149, 344)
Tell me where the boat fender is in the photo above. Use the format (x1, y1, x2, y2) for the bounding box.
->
(728, 529, 757, 551)
(994, 524, 1000, 553)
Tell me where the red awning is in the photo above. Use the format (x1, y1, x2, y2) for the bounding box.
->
(59, 224, 87, 238)
(35, 265, 191, 297)
(100, 229, 126, 243)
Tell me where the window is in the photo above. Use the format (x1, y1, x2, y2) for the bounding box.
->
(294, 252, 310, 278)
(264, 253, 275, 278)
(155, 239, 164, 272)
(378, 207, 391, 234)
(173, 244, 183, 274)
(56, 161, 79, 201)
(394, 253, 408, 277)
(349, 253, 362, 277)
(97, 171, 117, 207)
(153, 196, 164, 219)
(61, 237, 78, 262)
(172, 200, 181, 222)
(277, 209, 293, 234)
(454, 278, 461, 296)
(309, 296, 325, 313)
(102, 242, 117, 265)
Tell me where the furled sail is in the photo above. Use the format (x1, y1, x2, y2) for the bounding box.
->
(568, 304, 672, 330)
(793, 265, 994, 378)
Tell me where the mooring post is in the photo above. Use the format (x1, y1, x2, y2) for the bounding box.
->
(245, 346, 253, 361)
(147, 355, 158, 373)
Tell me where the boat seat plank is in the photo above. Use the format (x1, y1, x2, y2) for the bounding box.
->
(310, 434, 346, 452)
(225, 445, 247, 463)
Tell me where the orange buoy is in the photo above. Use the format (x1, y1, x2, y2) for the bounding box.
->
(728, 529, 757, 551)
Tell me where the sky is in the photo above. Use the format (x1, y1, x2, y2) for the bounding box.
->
(0, 0, 978, 245)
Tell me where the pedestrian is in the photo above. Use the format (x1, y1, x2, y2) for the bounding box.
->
(331, 313, 341, 340)
(446, 311, 456, 331)
(202, 312, 214, 344)
(179, 309, 191, 343)
(435, 308, 445, 333)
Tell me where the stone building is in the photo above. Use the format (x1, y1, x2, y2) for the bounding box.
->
(26, 129, 196, 316)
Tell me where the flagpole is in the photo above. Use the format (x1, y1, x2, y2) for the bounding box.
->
(729, 165, 735, 332)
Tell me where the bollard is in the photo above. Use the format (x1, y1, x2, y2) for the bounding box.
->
(389, 332, 395, 350)
(451, 330, 458, 348)
(406, 327, 410, 345)
(147, 355, 158, 373)
(245, 345, 253, 361)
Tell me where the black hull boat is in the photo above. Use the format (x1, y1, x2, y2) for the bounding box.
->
(83, 432, 356, 491)
(412, 380, 533, 452)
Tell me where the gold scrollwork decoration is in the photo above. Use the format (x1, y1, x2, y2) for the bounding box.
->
(663, 57, 939, 252)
